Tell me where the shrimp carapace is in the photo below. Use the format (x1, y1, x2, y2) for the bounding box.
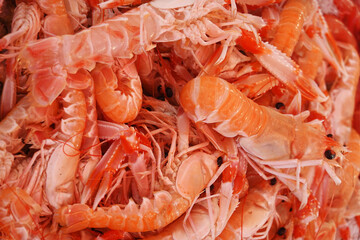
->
(180, 75, 269, 138)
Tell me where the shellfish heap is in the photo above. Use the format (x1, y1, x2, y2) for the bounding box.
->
(0, 0, 360, 239)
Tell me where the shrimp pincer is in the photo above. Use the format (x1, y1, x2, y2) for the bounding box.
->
(55, 151, 218, 233)
(180, 76, 342, 204)
(46, 87, 87, 209)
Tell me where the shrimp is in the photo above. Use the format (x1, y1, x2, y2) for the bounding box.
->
(0, 2, 41, 50)
(0, 187, 44, 239)
(228, 0, 327, 103)
(328, 44, 360, 145)
(17, 3, 154, 105)
(0, 94, 50, 184)
(0, 58, 16, 119)
(180, 75, 343, 206)
(78, 76, 101, 188)
(0, 2, 42, 118)
(324, 15, 358, 50)
(326, 129, 360, 229)
(17, 0, 266, 106)
(143, 194, 238, 240)
(271, 0, 311, 57)
(235, 29, 327, 102)
(80, 123, 151, 208)
(217, 178, 281, 239)
(330, 0, 360, 45)
(45, 87, 87, 209)
(342, 130, 360, 223)
(234, 73, 279, 99)
(55, 151, 218, 233)
(143, 200, 218, 240)
(90, 61, 142, 123)
(63, 0, 90, 30)
(308, 4, 346, 74)
(36, 0, 74, 36)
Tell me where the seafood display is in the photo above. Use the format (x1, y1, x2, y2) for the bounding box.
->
(0, 0, 360, 239)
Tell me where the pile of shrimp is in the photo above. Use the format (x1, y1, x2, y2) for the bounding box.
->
(0, 0, 360, 239)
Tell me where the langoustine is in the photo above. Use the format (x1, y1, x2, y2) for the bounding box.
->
(0, 0, 359, 239)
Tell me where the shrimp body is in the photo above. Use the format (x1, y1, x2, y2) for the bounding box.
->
(179, 75, 268, 138)
(18, 0, 266, 106)
(56, 151, 218, 233)
(0, 95, 50, 183)
(90, 62, 142, 123)
(0, 2, 42, 50)
(80, 124, 151, 207)
(79, 76, 101, 186)
(343, 130, 360, 219)
(36, 0, 74, 36)
(217, 179, 280, 239)
(0, 187, 43, 239)
(0, 2, 42, 118)
(180, 76, 342, 204)
(143, 193, 238, 240)
(19, 8, 154, 105)
(0, 58, 16, 119)
(46, 87, 87, 209)
(326, 129, 360, 232)
(271, 0, 310, 57)
(328, 44, 360, 145)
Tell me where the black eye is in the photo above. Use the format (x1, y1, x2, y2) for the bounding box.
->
(217, 157, 223, 167)
(165, 87, 173, 98)
(326, 134, 333, 138)
(324, 149, 336, 159)
(277, 227, 286, 236)
(157, 96, 165, 101)
(239, 50, 247, 56)
(275, 102, 285, 109)
(270, 178, 277, 185)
